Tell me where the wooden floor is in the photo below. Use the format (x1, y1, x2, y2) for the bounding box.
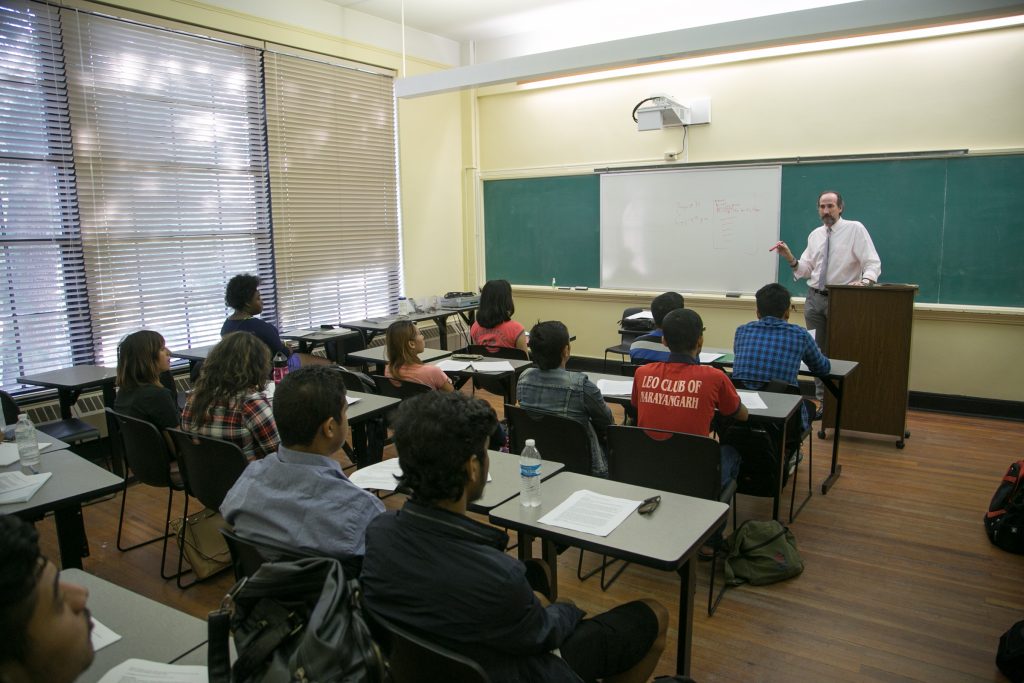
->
(35, 389, 1024, 682)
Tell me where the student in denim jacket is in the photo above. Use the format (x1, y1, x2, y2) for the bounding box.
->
(516, 321, 613, 477)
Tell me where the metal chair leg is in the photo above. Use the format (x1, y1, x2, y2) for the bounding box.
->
(116, 479, 173, 552)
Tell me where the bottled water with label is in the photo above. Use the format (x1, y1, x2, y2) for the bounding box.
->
(15, 414, 40, 470)
(519, 439, 542, 507)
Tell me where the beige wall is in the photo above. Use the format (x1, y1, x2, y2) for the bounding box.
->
(472, 27, 1024, 401)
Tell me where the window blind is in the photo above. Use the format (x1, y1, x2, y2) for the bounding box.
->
(264, 51, 401, 330)
(61, 9, 274, 366)
(0, 1, 92, 392)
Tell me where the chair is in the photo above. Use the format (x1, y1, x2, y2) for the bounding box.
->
(167, 428, 250, 587)
(465, 344, 529, 361)
(603, 306, 645, 370)
(1, 390, 100, 445)
(603, 425, 737, 615)
(219, 527, 362, 581)
(504, 405, 592, 475)
(367, 611, 491, 683)
(105, 407, 185, 580)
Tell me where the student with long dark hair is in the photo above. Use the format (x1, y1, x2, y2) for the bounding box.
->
(113, 329, 179, 430)
(470, 279, 528, 352)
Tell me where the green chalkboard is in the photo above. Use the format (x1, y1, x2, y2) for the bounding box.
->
(483, 175, 600, 287)
(483, 154, 1024, 306)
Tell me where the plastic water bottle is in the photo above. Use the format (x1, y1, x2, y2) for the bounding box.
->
(15, 414, 40, 470)
(519, 439, 542, 507)
(272, 352, 288, 383)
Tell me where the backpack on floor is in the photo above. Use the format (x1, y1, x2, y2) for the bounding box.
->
(723, 520, 804, 586)
(985, 459, 1024, 554)
(997, 619, 1024, 683)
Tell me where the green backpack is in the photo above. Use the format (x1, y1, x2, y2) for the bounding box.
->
(723, 520, 804, 586)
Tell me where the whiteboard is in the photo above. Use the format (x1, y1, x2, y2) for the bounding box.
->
(600, 166, 781, 294)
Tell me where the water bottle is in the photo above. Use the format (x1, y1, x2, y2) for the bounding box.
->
(272, 352, 288, 383)
(519, 439, 542, 507)
(15, 414, 40, 470)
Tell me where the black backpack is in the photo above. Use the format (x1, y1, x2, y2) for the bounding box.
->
(985, 460, 1024, 554)
(998, 619, 1024, 683)
(720, 423, 787, 497)
(208, 557, 385, 683)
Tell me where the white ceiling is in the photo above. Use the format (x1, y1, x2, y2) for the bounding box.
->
(324, 0, 857, 59)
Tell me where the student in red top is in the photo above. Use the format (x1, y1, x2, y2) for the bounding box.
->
(631, 308, 747, 491)
(470, 279, 528, 353)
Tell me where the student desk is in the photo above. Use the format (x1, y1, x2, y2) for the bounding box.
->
(346, 391, 401, 467)
(704, 350, 859, 496)
(18, 365, 118, 420)
(438, 358, 534, 407)
(2, 448, 122, 569)
(65, 569, 208, 683)
(170, 344, 217, 376)
(281, 327, 361, 362)
(345, 346, 452, 375)
(339, 304, 476, 350)
(489, 471, 727, 679)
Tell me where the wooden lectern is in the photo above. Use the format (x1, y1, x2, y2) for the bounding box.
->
(823, 284, 917, 448)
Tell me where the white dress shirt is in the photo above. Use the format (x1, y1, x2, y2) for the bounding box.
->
(793, 218, 881, 289)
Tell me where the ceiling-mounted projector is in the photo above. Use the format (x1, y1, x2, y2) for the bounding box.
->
(636, 96, 690, 131)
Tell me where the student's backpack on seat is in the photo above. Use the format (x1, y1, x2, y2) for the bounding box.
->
(208, 557, 385, 683)
(719, 423, 790, 497)
(985, 459, 1024, 554)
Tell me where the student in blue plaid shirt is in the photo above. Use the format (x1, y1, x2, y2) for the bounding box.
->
(732, 283, 830, 430)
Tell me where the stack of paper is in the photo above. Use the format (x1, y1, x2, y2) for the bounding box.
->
(538, 489, 641, 537)
(97, 660, 207, 683)
(737, 391, 768, 410)
(0, 471, 52, 504)
(698, 351, 725, 363)
(596, 378, 633, 397)
(435, 359, 516, 373)
(350, 458, 489, 491)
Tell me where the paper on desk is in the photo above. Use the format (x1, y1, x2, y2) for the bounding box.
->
(96, 659, 207, 683)
(346, 396, 361, 405)
(807, 328, 816, 340)
(538, 489, 641, 537)
(699, 352, 724, 363)
(435, 359, 471, 372)
(350, 458, 488, 491)
(626, 310, 653, 320)
(596, 379, 633, 397)
(0, 443, 18, 466)
(470, 360, 515, 373)
(737, 391, 768, 410)
(0, 471, 52, 504)
(90, 617, 122, 651)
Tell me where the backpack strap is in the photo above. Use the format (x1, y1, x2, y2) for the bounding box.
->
(207, 607, 232, 683)
(233, 599, 305, 683)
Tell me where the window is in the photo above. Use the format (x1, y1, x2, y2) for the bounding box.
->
(0, 1, 92, 390)
(265, 49, 400, 330)
(62, 9, 274, 367)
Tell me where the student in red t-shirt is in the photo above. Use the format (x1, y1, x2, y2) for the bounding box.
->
(631, 308, 747, 491)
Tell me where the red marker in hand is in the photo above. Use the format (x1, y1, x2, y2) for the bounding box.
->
(769, 241, 784, 253)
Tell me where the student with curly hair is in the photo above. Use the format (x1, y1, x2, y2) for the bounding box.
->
(470, 279, 528, 352)
(181, 331, 280, 459)
(113, 329, 179, 430)
(383, 320, 453, 392)
(0, 514, 94, 683)
(361, 392, 667, 683)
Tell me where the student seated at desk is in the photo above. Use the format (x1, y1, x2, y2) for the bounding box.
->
(221, 273, 329, 370)
(182, 332, 279, 460)
(383, 320, 453, 392)
(114, 329, 180, 431)
(470, 279, 528, 353)
(220, 366, 384, 566)
(517, 320, 614, 477)
(732, 283, 831, 430)
(361, 391, 667, 683)
(631, 308, 747, 492)
(628, 291, 684, 366)
(0, 515, 94, 683)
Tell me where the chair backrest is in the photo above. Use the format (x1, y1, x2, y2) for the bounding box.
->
(505, 404, 592, 475)
(104, 407, 176, 487)
(336, 366, 375, 394)
(466, 344, 529, 361)
(167, 428, 249, 511)
(618, 306, 647, 344)
(619, 363, 639, 377)
(0, 390, 19, 424)
(372, 375, 432, 400)
(219, 527, 361, 581)
(367, 611, 491, 683)
(606, 425, 722, 501)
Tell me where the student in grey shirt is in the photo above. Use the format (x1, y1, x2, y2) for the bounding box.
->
(221, 366, 384, 565)
(516, 321, 614, 477)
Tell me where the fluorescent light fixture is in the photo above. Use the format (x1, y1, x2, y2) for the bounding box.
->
(517, 14, 1024, 91)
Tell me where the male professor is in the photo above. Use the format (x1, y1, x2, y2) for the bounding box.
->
(775, 190, 880, 401)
